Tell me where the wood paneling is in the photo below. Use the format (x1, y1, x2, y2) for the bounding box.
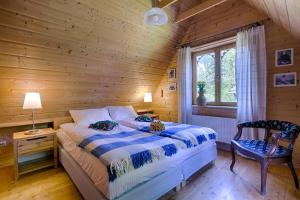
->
(244, 0, 300, 40)
(175, 0, 228, 23)
(159, 0, 178, 8)
(0, 0, 190, 123)
(153, 53, 179, 122)
(182, 0, 266, 44)
(153, 0, 266, 122)
(1, 0, 300, 168)
(153, 0, 300, 168)
(264, 20, 300, 167)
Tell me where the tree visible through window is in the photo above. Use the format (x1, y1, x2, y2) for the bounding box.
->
(196, 52, 215, 102)
(192, 44, 237, 106)
(221, 48, 236, 103)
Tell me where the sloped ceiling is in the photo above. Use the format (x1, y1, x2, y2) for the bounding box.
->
(0, 0, 192, 122)
(244, 0, 300, 40)
(0, 0, 298, 123)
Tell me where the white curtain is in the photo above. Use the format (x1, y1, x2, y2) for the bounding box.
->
(236, 25, 267, 139)
(178, 46, 192, 124)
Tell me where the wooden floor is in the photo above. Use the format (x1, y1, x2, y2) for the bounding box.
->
(0, 150, 299, 200)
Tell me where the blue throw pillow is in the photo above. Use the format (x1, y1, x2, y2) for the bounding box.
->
(89, 120, 118, 131)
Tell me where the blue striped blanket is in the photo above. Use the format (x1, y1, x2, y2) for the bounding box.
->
(139, 123, 217, 148)
(78, 130, 186, 182)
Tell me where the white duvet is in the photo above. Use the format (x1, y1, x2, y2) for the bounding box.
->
(57, 123, 215, 199)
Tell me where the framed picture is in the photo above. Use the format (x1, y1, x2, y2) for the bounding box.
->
(168, 83, 177, 91)
(274, 72, 297, 87)
(168, 68, 176, 80)
(275, 48, 294, 67)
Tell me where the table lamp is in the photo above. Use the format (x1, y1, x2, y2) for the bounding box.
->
(23, 92, 42, 134)
(144, 92, 152, 112)
(144, 92, 152, 103)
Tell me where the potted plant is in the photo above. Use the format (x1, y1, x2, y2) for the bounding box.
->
(196, 81, 207, 106)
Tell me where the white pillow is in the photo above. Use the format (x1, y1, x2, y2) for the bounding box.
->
(69, 108, 112, 127)
(107, 106, 138, 121)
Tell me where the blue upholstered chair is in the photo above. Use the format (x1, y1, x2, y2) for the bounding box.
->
(230, 120, 300, 195)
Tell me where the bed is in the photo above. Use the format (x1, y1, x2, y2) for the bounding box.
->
(57, 106, 217, 200)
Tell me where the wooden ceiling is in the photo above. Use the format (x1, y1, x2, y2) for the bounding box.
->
(164, 0, 300, 40)
(236, 0, 300, 40)
(0, 0, 191, 122)
(0, 0, 299, 123)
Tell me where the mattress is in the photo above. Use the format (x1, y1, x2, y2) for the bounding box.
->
(57, 123, 216, 199)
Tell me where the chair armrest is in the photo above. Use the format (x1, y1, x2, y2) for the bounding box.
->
(237, 121, 266, 129)
(233, 126, 243, 141)
(233, 121, 271, 141)
(266, 133, 281, 156)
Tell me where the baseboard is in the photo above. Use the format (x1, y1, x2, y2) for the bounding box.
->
(216, 141, 231, 151)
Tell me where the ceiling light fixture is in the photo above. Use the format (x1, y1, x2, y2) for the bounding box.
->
(144, 0, 168, 26)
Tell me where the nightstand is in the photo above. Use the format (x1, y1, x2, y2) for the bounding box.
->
(136, 109, 159, 120)
(137, 109, 154, 115)
(145, 114, 159, 120)
(13, 128, 57, 180)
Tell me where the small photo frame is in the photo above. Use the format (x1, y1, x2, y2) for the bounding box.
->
(274, 72, 297, 87)
(168, 83, 177, 91)
(275, 48, 294, 67)
(168, 68, 176, 80)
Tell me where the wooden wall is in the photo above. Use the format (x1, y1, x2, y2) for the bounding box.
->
(265, 20, 300, 165)
(153, 0, 300, 167)
(153, 0, 266, 121)
(0, 0, 189, 123)
(182, 0, 266, 45)
(153, 53, 179, 122)
(1, 0, 300, 167)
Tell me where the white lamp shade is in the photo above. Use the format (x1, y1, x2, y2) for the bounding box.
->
(144, 7, 168, 26)
(144, 92, 152, 103)
(23, 92, 42, 109)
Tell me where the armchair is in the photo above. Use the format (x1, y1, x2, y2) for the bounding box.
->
(230, 120, 300, 195)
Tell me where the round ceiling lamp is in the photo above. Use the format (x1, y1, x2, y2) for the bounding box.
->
(144, 0, 168, 26)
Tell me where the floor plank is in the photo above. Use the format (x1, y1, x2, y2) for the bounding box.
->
(0, 150, 299, 200)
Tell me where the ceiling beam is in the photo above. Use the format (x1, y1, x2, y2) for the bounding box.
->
(175, 0, 228, 23)
(158, 0, 178, 8)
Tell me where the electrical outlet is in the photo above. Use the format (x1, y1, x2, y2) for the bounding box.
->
(0, 140, 7, 147)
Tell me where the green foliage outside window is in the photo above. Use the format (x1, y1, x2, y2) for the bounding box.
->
(196, 53, 215, 102)
(221, 48, 236, 102)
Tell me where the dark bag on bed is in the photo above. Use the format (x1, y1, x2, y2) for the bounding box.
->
(135, 115, 153, 122)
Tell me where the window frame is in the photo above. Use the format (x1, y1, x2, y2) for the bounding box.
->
(192, 43, 237, 107)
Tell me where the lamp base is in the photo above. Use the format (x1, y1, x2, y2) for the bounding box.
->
(24, 129, 41, 135)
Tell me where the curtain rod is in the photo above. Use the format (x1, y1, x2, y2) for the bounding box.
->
(176, 18, 271, 48)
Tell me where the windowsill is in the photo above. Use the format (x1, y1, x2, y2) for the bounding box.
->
(192, 105, 237, 118)
(194, 105, 237, 109)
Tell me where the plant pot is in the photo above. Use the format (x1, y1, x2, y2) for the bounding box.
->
(196, 92, 207, 106)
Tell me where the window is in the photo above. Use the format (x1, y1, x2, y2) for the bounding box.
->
(192, 44, 237, 106)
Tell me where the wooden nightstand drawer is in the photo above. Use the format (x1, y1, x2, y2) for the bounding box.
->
(18, 135, 54, 155)
(136, 109, 159, 120)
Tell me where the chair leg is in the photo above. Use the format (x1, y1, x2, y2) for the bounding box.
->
(230, 145, 235, 172)
(287, 160, 299, 189)
(260, 160, 269, 195)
